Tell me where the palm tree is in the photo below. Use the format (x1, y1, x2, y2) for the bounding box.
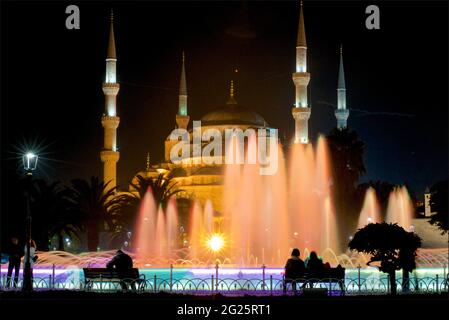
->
(1, 170, 27, 247)
(130, 172, 183, 207)
(327, 128, 366, 191)
(114, 172, 183, 244)
(48, 188, 81, 251)
(67, 177, 120, 251)
(29, 179, 81, 251)
(327, 128, 366, 236)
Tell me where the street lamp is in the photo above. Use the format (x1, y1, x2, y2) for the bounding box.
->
(23, 152, 38, 173)
(22, 152, 38, 291)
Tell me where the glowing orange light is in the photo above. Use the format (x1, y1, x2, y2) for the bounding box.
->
(206, 234, 225, 252)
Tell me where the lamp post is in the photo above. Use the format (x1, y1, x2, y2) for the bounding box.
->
(22, 152, 38, 291)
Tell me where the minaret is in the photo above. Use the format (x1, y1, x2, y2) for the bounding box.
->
(165, 52, 190, 161)
(335, 44, 349, 129)
(175, 51, 190, 129)
(100, 11, 120, 190)
(292, 1, 311, 144)
(227, 80, 237, 105)
(146, 153, 151, 172)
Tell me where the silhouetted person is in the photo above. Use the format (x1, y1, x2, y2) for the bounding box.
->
(6, 237, 22, 288)
(306, 251, 324, 287)
(106, 250, 133, 290)
(335, 264, 345, 291)
(284, 248, 305, 295)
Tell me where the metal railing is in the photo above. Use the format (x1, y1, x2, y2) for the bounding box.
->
(1, 274, 447, 296)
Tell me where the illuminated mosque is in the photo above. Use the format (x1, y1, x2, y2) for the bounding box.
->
(99, 4, 347, 214)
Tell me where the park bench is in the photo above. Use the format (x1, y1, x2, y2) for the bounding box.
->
(284, 267, 345, 295)
(83, 268, 146, 292)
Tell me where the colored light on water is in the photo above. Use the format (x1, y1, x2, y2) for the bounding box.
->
(189, 268, 284, 275)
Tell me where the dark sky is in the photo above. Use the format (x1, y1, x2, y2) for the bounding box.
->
(1, 1, 448, 196)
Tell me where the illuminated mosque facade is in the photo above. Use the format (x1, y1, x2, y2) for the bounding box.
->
(100, 4, 349, 214)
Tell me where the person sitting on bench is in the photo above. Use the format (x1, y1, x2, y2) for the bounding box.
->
(106, 250, 134, 290)
(284, 248, 305, 295)
(306, 251, 324, 287)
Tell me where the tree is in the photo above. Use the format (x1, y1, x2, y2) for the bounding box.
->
(327, 128, 366, 236)
(348, 222, 421, 295)
(131, 173, 182, 208)
(327, 128, 366, 191)
(398, 231, 422, 293)
(1, 170, 27, 252)
(67, 177, 120, 251)
(113, 172, 183, 246)
(122, 172, 182, 212)
(429, 180, 448, 234)
(29, 179, 81, 251)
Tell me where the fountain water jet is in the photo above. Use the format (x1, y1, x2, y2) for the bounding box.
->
(155, 206, 167, 258)
(188, 200, 204, 262)
(134, 188, 157, 263)
(134, 188, 179, 266)
(386, 186, 414, 231)
(166, 198, 179, 253)
(357, 187, 381, 229)
(204, 200, 214, 234)
(220, 135, 338, 266)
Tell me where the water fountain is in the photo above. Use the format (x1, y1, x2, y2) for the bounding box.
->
(3, 138, 446, 292)
(357, 187, 381, 229)
(130, 135, 339, 267)
(134, 190, 179, 266)
(128, 137, 419, 267)
(386, 186, 414, 231)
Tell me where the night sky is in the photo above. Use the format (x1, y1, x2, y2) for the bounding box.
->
(1, 1, 447, 196)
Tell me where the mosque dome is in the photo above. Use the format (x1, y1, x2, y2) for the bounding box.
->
(201, 81, 268, 127)
(201, 104, 268, 127)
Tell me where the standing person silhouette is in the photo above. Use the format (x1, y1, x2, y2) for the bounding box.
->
(6, 237, 22, 288)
